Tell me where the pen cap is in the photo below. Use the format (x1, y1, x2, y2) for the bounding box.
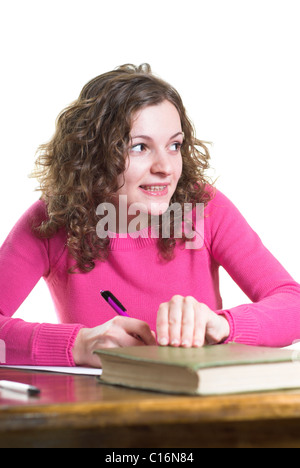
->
(100, 290, 127, 312)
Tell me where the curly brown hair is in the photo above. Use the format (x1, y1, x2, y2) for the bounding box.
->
(32, 64, 213, 273)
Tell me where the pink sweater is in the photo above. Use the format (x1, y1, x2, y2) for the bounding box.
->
(1, 189, 300, 366)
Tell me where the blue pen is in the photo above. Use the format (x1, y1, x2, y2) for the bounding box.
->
(100, 290, 129, 317)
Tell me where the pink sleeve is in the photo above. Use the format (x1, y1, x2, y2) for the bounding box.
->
(0, 201, 83, 366)
(207, 190, 300, 347)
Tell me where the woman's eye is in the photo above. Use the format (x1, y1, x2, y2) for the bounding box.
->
(170, 142, 182, 152)
(130, 142, 182, 154)
(131, 144, 146, 153)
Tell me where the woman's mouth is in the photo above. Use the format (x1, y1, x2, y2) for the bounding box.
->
(139, 185, 169, 196)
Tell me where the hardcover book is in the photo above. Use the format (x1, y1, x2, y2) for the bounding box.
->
(94, 344, 300, 395)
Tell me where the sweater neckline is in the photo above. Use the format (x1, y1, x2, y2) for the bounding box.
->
(108, 226, 158, 251)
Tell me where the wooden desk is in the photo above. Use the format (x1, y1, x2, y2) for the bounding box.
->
(1, 368, 300, 448)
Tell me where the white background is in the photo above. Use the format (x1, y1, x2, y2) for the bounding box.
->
(0, 0, 299, 324)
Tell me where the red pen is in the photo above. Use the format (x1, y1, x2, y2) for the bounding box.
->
(100, 290, 129, 317)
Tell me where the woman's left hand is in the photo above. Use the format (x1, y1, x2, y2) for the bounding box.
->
(156, 295, 230, 348)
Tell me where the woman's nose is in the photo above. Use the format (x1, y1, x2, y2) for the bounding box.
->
(150, 150, 172, 176)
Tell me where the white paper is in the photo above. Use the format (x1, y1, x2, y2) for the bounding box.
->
(0, 365, 102, 376)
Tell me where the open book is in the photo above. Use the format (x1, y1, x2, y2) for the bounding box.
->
(94, 344, 300, 395)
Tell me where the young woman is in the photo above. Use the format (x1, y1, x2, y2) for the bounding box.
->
(1, 64, 300, 368)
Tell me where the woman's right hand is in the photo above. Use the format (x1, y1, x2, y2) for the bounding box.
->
(72, 316, 156, 367)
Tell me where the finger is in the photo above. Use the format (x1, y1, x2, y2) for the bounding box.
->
(168, 296, 183, 347)
(120, 317, 156, 345)
(156, 302, 170, 346)
(122, 330, 150, 347)
(180, 297, 195, 348)
(104, 328, 144, 348)
(193, 304, 207, 347)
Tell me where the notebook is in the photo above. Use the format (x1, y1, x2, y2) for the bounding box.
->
(94, 343, 300, 395)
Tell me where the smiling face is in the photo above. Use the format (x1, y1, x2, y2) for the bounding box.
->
(115, 100, 183, 230)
